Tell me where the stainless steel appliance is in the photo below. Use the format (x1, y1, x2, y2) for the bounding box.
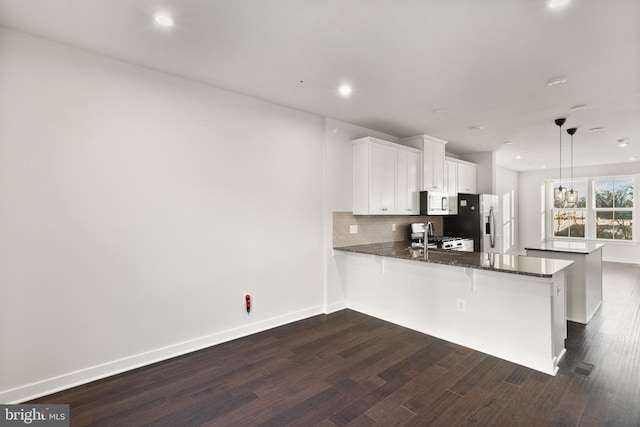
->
(443, 193, 501, 253)
(427, 236, 473, 251)
(419, 191, 456, 215)
(410, 222, 435, 248)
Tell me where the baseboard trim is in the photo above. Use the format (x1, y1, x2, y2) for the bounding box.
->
(325, 300, 347, 314)
(1, 305, 324, 404)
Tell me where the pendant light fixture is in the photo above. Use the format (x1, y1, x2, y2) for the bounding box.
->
(565, 127, 578, 205)
(553, 118, 567, 203)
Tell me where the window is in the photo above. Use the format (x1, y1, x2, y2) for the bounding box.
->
(594, 177, 634, 240)
(551, 180, 587, 238)
(547, 175, 636, 242)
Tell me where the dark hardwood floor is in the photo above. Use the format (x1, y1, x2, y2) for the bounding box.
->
(31, 261, 640, 426)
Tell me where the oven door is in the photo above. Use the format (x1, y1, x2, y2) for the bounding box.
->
(455, 239, 475, 252)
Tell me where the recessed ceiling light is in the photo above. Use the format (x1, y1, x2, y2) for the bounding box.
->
(432, 109, 447, 114)
(338, 84, 353, 97)
(618, 142, 629, 148)
(541, 165, 547, 169)
(154, 12, 175, 28)
(589, 127, 603, 132)
(630, 157, 637, 161)
(516, 155, 523, 159)
(470, 125, 483, 131)
(547, 76, 567, 86)
(570, 104, 587, 111)
(547, 0, 571, 9)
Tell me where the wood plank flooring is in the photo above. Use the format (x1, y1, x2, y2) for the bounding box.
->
(30, 261, 640, 426)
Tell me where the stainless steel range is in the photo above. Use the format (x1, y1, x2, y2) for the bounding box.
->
(428, 236, 474, 252)
(410, 223, 474, 252)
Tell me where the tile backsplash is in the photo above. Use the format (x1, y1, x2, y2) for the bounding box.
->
(333, 212, 443, 247)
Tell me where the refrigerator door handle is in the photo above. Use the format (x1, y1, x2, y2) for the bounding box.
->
(489, 207, 496, 248)
(441, 196, 448, 212)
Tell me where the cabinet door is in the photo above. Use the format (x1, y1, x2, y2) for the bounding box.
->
(432, 142, 446, 191)
(423, 140, 446, 191)
(370, 143, 397, 214)
(397, 149, 420, 214)
(457, 163, 477, 193)
(445, 160, 458, 196)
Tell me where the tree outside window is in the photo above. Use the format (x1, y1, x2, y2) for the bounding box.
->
(594, 178, 634, 240)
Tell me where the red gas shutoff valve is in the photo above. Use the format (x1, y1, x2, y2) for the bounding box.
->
(245, 294, 251, 314)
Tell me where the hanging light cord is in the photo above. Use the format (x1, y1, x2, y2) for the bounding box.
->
(570, 132, 573, 190)
(558, 122, 563, 190)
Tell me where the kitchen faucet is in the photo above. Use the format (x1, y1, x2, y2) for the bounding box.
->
(426, 222, 434, 238)
(424, 222, 434, 260)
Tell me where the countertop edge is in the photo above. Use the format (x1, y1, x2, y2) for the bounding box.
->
(334, 242, 573, 278)
(524, 243, 605, 255)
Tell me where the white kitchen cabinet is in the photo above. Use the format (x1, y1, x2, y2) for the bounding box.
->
(445, 158, 477, 195)
(397, 149, 420, 214)
(401, 134, 447, 192)
(457, 161, 477, 193)
(352, 137, 420, 215)
(445, 159, 458, 196)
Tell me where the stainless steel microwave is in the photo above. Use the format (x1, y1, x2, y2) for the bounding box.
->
(419, 191, 457, 215)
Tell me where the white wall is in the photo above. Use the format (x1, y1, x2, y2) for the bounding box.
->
(323, 118, 399, 312)
(496, 167, 519, 254)
(0, 28, 327, 402)
(519, 163, 640, 263)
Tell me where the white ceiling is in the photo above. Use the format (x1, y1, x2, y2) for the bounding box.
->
(1, 0, 638, 171)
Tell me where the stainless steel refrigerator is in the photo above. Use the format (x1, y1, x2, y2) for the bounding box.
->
(443, 193, 501, 253)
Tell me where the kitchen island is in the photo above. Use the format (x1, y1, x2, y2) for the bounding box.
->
(334, 241, 573, 375)
(525, 241, 604, 324)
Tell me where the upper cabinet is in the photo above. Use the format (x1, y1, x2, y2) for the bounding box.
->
(401, 134, 447, 192)
(445, 159, 458, 195)
(445, 157, 477, 195)
(352, 137, 420, 215)
(456, 161, 477, 194)
(397, 148, 421, 214)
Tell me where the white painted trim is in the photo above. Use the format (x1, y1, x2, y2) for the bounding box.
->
(325, 301, 348, 314)
(1, 305, 324, 404)
(603, 256, 640, 264)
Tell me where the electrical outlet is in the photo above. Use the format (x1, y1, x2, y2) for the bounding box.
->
(349, 225, 358, 234)
(457, 299, 466, 312)
(244, 293, 251, 314)
(392, 223, 396, 231)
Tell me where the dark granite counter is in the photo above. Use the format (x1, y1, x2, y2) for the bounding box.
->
(335, 240, 573, 278)
(525, 241, 604, 254)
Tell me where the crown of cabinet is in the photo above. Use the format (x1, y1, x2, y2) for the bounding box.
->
(401, 134, 447, 192)
(352, 137, 421, 215)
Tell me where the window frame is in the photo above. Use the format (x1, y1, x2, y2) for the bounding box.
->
(548, 179, 588, 239)
(592, 176, 635, 241)
(546, 175, 637, 244)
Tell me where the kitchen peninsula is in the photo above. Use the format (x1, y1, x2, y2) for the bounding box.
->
(525, 241, 604, 324)
(334, 241, 574, 375)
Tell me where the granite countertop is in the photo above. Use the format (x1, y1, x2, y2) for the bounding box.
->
(525, 241, 605, 254)
(334, 240, 573, 278)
